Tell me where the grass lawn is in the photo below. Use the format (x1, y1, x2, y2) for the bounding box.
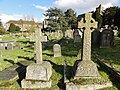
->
(0, 36, 119, 90)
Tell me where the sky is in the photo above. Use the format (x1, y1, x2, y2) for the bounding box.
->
(0, 0, 120, 24)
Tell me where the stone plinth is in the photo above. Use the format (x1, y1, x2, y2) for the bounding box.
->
(22, 79, 51, 89)
(26, 61, 52, 81)
(74, 61, 100, 79)
(66, 82, 112, 90)
(22, 61, 52, 89)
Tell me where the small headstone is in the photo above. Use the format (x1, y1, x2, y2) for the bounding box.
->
(100, 29, 114, 48)
(7, 43, 13, 50)
(91, 29, 101, 47)
(73, 29, 82, 42)
(53, 44, 61, 57)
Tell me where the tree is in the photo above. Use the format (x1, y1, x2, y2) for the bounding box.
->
(64, 8, 77, 28)
(93, 5, 103, 28)
(44, 7, 67, 31)
(103, 6, 119, 26)
(0, 20, 6, 35)
(114, 8, 120, 28)
(8, 23, 20, 33)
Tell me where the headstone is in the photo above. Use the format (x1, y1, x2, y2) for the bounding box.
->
(74, 13, 100, 78)
(100, 29, 114, 48)
(65, 30, 74, 38)
(7, 43, 13, 50)
(22, 27, 52, 89)
(91, 29, 101, 47)
(53, 44, 61, 57)
(73, 29, 82, 42)
(113, 26, 118, 37)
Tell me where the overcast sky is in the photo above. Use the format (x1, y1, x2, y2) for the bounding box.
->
(0, 0, 120, 23)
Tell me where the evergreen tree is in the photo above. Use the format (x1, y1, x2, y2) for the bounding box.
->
(103, 6, 119, 26)
(0, 20, 6, 35)
(64, 8, 77, 28)
(93, 5, 103, 28)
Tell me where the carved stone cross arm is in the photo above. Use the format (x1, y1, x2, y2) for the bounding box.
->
(78, 13, 98, 32)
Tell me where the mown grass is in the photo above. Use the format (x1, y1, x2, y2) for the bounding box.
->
(92, 37, 120, 72)
(2, 36, 13, 41)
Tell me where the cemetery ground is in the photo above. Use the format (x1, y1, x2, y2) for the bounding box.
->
(0, 36, 120, 90)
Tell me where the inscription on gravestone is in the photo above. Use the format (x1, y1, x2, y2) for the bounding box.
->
(100, 29, 114, 48)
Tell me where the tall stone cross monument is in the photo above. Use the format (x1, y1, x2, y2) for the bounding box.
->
(74, 13, 100, 78)
(22, 27, 52, 89)
(35, 27, 47, 64)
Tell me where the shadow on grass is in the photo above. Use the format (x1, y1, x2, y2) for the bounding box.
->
(43, 53, 53, 56)
(3, 59, 28, 87)
(97, 60, 120, 89)
(18, 56, 35, 62)
(45, 60, 65, 90)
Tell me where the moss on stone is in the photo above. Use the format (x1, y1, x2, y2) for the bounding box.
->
(70, 78, 109, 85)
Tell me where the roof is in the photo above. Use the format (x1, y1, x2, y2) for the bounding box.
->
(6, 19, 43, 26)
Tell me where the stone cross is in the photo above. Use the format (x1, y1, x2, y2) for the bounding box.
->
(78, 13, 98, 61)
(35, 27, 47, 64)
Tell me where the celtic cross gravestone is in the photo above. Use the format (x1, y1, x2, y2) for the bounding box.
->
(74, 13, 100, 78)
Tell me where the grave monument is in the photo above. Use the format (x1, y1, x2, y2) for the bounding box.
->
(74, 13, 100, 78)
(22, 27, 52, 89)
(53, 44, 61, 57)
(66, 12, 112, 90)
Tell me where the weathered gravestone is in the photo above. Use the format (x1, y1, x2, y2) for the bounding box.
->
(53, 44, 61, 57)
(66, 13, 112, 90)
(73, 29, 82, 43)
(100, 29, 114, 48)
(22, 27, 52, 89)
(91, 29, 101, 47)
(7, 43, 13, 50)
(74, 13, 100, 78)
(65, 30, 74, 38)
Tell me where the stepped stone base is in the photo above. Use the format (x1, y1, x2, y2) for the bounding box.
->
(66, 82, 112, 90)
(21, 79, 51, 89)
(26, 61, 52, 81)
(74, 60, 100, 79)
(21, 61, 52, 89)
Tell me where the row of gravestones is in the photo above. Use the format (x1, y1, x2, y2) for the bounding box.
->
(92, 28, 114, 48)
(73, 28, 114, 48)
